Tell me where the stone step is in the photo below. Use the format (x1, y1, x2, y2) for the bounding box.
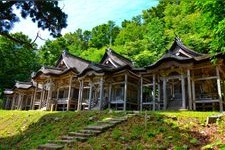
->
(38, 143, 64, 150)
(68, 132, 94, 137)
(84, 124, 111, 131)
(127, 114, 137, 117)
(61, 135, 88, 142)
(110, 117, 127, 122)
(49, 139, 75, 144)
(78, 129, 102, 135)
(96, 121, 117, 127)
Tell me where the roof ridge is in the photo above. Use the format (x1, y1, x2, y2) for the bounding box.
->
(107, 48, 132, 63)
(63, 50, 93, 64)
(174, 38, 205, 56)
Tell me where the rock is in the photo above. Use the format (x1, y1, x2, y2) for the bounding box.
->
(206, 115, 220, 124)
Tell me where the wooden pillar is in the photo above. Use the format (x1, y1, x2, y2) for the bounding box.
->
(124, 74, 128, 111)
(157, 76, 161, 110)
(108, 82, 112, 109)
(18, 94, 22, 110)
(25, 95, 28, 110)
(46, 80, 53, 110)
(140, 76, 143, 111)
(88, 81, 93, 110)
(32, 83, 37, 110)
(187, 69, 192, 110)
(192, 80, 196, 110)
(163, 77, 167, 110)
(11, 94, 16, 110)
(99, 77, 104, 110)
(181, 74, 186, 109)
(67, 76, 73, 111)
(5, 96, 9, 109)
(153, 74, 156, 111)
(77, 80, 83, 111)
(216, 66, 223, 112)
(39, 84, 44, 109)
(55, 88, 59, 111)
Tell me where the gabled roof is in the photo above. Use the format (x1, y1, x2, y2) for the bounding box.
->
(56, 50, 91, 73)
(13, 81, 33, 90)
(4, 89, 14, 95)
(100, 48, 133, 68)
(32, 66, 78, 79)
(146, 37, 210, 69)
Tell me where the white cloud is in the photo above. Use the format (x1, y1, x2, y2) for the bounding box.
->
(11, 0, 158, 46)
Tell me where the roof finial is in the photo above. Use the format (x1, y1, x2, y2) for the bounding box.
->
(107, 47, 112, 53)
(63, 50, 67, 56)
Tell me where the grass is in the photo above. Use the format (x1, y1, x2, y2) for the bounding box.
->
(0, 110, 224, 150)
(0, 110, 125, 149)
(76, 111, 225, 150)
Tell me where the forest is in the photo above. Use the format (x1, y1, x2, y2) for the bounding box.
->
(1, 1, 225, 106)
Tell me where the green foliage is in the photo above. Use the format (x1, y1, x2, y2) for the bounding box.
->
(0, 33, 40, 89)
(0, 1, 67, 37)
(5, 0, 225, 92)
(111, 129, 122, 140)
(89, 21, 120, 48)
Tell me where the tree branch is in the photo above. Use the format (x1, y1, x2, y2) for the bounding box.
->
(0, 32, 34, 49)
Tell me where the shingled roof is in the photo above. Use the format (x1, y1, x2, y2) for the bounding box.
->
(146, 37, 211, 69)
(13, 81, 34, 90)
(100, 48, 133, 68)
(4, 89, 14, 95)
(56, 50, 91, 73)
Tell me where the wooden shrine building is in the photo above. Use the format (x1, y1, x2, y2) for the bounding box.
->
(140, 38, 225, 111)
(4, 38, 225, 111)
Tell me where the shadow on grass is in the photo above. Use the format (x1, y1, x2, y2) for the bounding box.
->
(0, 110, 112, 149)
(80, 111, 214, 150)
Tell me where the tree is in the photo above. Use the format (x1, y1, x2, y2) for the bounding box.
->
(0, 33, 40, 90)
(38, 37, 68, 66)
(0, 1, 67, 45)
(89, 21, 120, 48)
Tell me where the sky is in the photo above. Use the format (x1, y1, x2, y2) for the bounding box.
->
(11, 0, 159, 46)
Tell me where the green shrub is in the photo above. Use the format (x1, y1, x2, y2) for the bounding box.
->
(111, 129, 122, 140)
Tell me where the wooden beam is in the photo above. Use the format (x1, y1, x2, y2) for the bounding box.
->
(5, 96, 9, 109)
(187, 69, 192, 110)
(124, 74, 128, 111)
(67, 76, 73, 111)
(39, 85, 44, 109)
(181, 74, 186, 109)
(194, 76, 217, 81)
(77, 80, 83, 111)
(158, 76, 161, 110)
(99, 77, 104, 110)
(46, 80, 53, 111)
(216, 66, 223, 112)
(18, 94, 22, 110)
(88, 82, 93, 110)
(11, 95, 15, 110)
(55, 88, 59, 111)
(108, 82, 112, 109)
(163, 77, 167, 110)
(140, 76, 143, 111)
(32, 83, 38, 110)
(192, 80, 196, 110)
(153, 74, 156, 111)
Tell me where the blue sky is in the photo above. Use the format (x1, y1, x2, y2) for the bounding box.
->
(11, 0, 159, 46)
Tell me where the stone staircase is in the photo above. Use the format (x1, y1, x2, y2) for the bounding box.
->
(37, 113, 136, 150)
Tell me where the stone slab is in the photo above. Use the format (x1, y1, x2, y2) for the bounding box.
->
(38, 143, 64, 150)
